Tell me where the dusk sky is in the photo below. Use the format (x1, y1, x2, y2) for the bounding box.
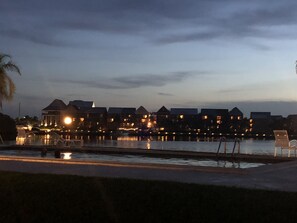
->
(2, 0, 297, 118)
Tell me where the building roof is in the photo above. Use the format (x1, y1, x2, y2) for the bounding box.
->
(136, 106, 149, 115)
(108, 107, 136, 114)
(250, 112, 271, 119)
(200, 109, 229, 116)
(170, 108, 198, 115)
(42, 99, 67, 111)
(229, 107, 243, 116)
(69, 100, 94, 110)
(156, 106, 170, 115)
(87, 107, 107, 114)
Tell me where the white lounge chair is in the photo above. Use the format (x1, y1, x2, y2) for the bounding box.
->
(49, 132, 83, 148)
(273, 130, 297, 157)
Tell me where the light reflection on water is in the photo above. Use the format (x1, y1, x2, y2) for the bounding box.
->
(8, 135, 279, 169)
(84, 136, 276, 156)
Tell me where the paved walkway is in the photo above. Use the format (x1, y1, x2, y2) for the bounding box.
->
(0, 156, 296, 192)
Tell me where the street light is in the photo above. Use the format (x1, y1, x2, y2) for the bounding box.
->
(64, 117, 72, 125)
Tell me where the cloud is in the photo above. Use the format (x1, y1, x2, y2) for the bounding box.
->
(158, 92, 174, 96)
(54, 71, 202, 89)
(2, 0, 297, 46)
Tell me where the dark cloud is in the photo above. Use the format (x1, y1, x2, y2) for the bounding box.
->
(1, 0, 297, 46)
(158, 92, 174, 97)
(53, 71, 200, 89)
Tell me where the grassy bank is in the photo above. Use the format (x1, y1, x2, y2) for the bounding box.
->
(0, 171, 296, 223)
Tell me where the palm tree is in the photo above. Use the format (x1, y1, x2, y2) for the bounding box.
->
(0, 53, 21, 110)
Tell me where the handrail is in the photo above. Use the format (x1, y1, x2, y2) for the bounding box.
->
(0, 134, 3, 144)
(217, 137, 241, 156)
(217, 137, 227, 155)
(231, 138, 241, 156)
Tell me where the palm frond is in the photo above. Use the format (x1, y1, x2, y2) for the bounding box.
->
(0, 54, 11, 63)
(2, 62, 21, 75)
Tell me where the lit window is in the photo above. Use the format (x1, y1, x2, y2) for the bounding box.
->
(202, 115, 208, 120)
(143, 115, 148, 118)
(179, 115, 184, 119)
(160, 127, 165, 131)
(230, 116, 234, 120)
(80, 118, 84, 122)
(141, 119, 146, 123)
(237, 116, 241, 120)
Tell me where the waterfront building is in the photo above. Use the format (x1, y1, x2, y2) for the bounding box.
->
(170, 108, 199, 132)
(200, 109, 229, 133)
(136, 106, 152, 132)
(286, 115, 297, 135)
(228, 107, 246, 133)
(249, 112, 272, 134)
(156, 106, 171, 132)
(107, 107, 136, 132)
(84, 107, 107, 132)
(41, 99, 67, 128)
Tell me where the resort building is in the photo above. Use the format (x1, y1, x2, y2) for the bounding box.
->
(249, 112, 272, 134)
(170, 108, 199, 132)
(200, 109, 229, 133)
(107, 107, 137, 132)
(41, 99, 288, 137)
(41, 99, 67, 128)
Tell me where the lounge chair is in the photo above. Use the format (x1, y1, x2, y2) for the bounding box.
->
(273, 130, 297, 157)
(49, 132, 83, 148)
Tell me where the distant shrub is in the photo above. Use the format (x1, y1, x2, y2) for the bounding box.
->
(0, 113, 17, 141)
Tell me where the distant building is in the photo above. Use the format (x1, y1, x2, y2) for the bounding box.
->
(249, 112, 272, 134)
(200, 109, 229, 133)
(41, 99, 67, 128)
(286, 115, 297, 135)
(156, 106, 171, 132)
(69, 100, 95, 110)
(136, 106, 151, 132)
(228, 107, 245, 133)
(107, 107, 136, 132)
(170, 108, 198, 132)
(84, 107, 107, 131)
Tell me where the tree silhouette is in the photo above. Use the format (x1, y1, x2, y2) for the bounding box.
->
(0, 53, 21, 109)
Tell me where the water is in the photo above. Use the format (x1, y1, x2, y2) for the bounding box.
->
(3, 135, 276, 169)
(83, 136, 276, 156)
(0, 150, 266, 169)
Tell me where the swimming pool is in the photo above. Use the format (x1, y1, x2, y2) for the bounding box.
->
(0, 149, 268, 169)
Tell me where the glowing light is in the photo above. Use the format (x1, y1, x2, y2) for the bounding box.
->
(62, 152, 72, 160)
(64, 117, 72, 125)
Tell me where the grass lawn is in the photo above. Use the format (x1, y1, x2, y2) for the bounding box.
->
(0, 171, 296, 223)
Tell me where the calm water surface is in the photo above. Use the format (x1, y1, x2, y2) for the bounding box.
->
(5, 135, 277, 169)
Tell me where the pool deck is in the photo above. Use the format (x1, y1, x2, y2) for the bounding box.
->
(0, 145, 297, 192)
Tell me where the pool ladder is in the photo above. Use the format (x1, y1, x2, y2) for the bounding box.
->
(217, 137, 241, 156)
(0, 134, 3, 144)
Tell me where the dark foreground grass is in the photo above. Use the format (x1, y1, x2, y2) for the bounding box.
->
(0, 171, 296, 223)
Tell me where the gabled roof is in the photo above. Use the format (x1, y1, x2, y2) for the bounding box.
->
(170, 108, 198, 115)
(229, 107, 243, 116)
(69, 100, 94, 110)
(136, 106, 149, 115)
(108, 107, 136, 114)
(157, 106, 170, 115)
(42, 99, 67, 111)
